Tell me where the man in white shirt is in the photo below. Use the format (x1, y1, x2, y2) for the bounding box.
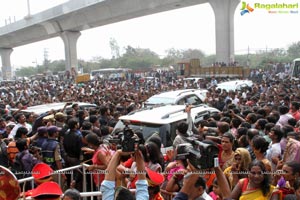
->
(266, 125, 283, 171)
(8, 113, 32, 139)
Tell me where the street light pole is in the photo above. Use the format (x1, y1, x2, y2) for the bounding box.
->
(25, 0, 31, 19)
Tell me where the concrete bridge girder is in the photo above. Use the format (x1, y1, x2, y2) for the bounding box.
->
(60, 31, 81, 72)
(0, 48, 13, 80)
(209, 0, 240, 64)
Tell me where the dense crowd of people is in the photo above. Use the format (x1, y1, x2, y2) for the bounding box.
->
(1, 69, 300, 200)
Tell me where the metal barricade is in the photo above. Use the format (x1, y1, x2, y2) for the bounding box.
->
(18, 164, 87, 199)
(17, 164, 179, 200)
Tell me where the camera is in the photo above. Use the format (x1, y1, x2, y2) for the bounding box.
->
(175, 137, 219, 169)
(109, 124, 139, 152)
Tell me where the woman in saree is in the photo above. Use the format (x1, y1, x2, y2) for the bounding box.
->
(223, 147, 251, 190)
(231, 160, 275, 200)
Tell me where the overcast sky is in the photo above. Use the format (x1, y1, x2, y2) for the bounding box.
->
(0, 0, 299, 68)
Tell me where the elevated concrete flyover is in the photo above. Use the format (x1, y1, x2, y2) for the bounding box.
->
(0, 0, 240, 80)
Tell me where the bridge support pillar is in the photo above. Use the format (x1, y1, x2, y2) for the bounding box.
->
(0, 48, 13, 80)
(60, 31, 81, 73)
(209, 0, 240, 64)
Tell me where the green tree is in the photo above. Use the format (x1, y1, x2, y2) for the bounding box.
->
(119, 46, 160, 69)
(182, 49, 205, 60)
(287, 41, 300, 59)
(48, 60, 65, 73)
(15, 67, 37, 77)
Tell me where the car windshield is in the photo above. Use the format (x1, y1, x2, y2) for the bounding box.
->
(145, 97, 175, 105)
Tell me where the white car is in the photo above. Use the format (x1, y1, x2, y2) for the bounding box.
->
(144, 89, 207, 107)
(216, 80, 253, 92)
(112, 104, 219, 149)
(11, 102, 97, 115)
(183, 77, 204, 83)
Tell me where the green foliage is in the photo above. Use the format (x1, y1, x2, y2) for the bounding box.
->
(118, 46, 160, 69)
(287, 41, 300, 59)
(15, 67, 37, 77)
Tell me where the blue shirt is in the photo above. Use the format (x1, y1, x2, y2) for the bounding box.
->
(100, 179, 149, 200)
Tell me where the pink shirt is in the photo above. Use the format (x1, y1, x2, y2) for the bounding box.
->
(167, 165, 185, 181)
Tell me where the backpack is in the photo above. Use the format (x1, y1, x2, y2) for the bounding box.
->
(11, 152, 26, 179)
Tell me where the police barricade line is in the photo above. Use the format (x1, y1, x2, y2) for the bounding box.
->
(82, 163, 97, 194)
(24, 190, 138, 199)
(18, 164, 178, 200)
(18, 164, 84, 196)
(18, 164, 104, 200)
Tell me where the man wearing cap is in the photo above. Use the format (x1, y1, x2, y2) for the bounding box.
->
(43, 114, 55, 127)
(55, 112, 67, 128)
(41, 126, 63, 171)
(146, 167, 165, 200)
(30, 181, 63, 200)
(32, 162, 54, 185)
(34, 126, 48, 148)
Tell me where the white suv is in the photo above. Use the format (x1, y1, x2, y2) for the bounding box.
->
(112, 104, 219, 149)
(216, 80, 253, 92)
(144, 89, 207, 107)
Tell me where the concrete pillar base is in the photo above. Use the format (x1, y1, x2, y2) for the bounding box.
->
(60, 31, 81, 73)
(0, 48, 13, 80)
(209, 0, 240, 64)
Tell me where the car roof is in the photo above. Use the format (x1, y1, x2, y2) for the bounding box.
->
(145, 89, 207, 105)
(183, 77, 204, 81)
(119, 104, 219, 124)
(12, 102, 97, 115)
(150, 89, 204, 98)
(217, 80, 253, 90)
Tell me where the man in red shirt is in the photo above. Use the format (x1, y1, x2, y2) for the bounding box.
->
(289, 101, 300, 122)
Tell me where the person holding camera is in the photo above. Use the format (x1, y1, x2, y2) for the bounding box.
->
(172, 105, 193, 149)
(100, 149, 149, 200)
(163, 147, 188, 194)
(125, 141, 162, 189)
